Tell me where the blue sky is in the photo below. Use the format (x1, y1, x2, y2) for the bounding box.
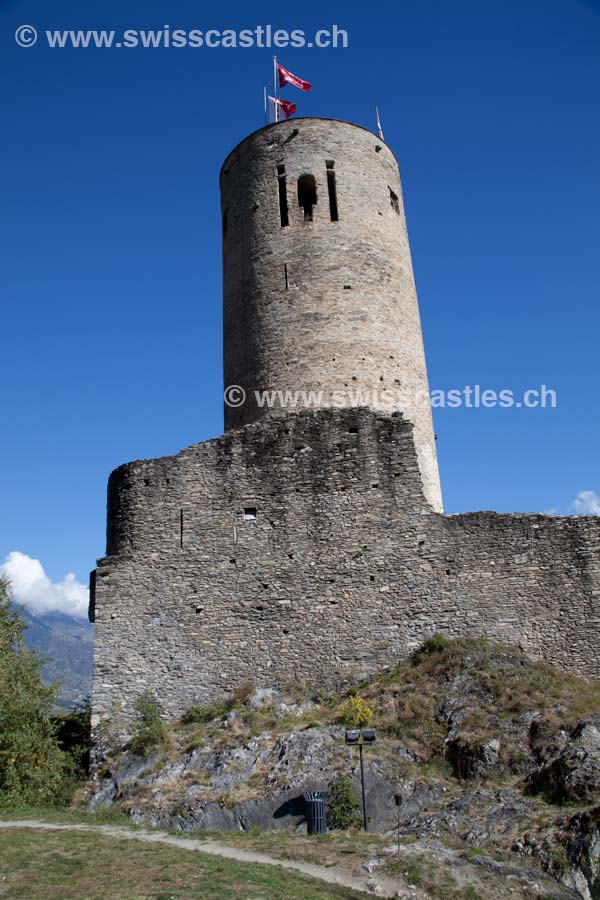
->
(1, 0, 599, 598)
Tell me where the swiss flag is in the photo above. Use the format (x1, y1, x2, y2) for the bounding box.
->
(268, 96, 297, 121)
(278, 98, 297, 118)
(278, 62, 312, 92)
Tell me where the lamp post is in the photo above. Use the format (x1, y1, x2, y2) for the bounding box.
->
(345, 727, 377, 831)
(393, 792, 403, 856)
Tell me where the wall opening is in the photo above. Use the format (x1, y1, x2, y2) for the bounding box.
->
(244, 507, 257, 520)
(325, 161, 339, 221)
(277, 165, 289, 227)
(284, 263, 289, 290)
(389, 188, 400, 214)
(297, 174, 317, 221)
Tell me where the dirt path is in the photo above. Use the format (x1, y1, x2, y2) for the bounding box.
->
(0, 819, 399, 898)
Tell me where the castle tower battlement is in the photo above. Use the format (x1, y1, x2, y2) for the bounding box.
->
(221, 118, 442, 511)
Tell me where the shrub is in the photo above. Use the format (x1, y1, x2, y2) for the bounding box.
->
(54, 704, 91, 774)
(182, 701, 229, 725)
(327, 774, 363, 830)
(411, 633, 450, 663)
(337, 696, 374, 729)
(130, 693, 169, 755)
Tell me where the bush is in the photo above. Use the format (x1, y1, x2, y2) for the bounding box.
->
(0, 577, 70, 807)
(337, 696, 374, 729)
(54, 704, 91, 774)
(130, 693, 169, 755)
(327, 774, 363, 830)
(182, 701, 230, 725)
(412, 633, 450, 663)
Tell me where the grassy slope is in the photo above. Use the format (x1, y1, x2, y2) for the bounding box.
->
(0, 827, 369, 900)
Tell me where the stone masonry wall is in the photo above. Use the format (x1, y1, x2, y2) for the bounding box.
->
(221, 118, 442, 511)
(90, 409, 600, 728)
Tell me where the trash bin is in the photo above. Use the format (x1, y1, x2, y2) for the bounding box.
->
(303, 790, 327, 835)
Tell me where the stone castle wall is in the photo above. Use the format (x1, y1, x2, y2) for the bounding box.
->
(90, 408, 600, 727)
(221, 118, 442, 511)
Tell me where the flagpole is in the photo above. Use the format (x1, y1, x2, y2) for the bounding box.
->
(273, 56, 278, 122)
(375, 105, 384, 141)
(264, 85, 268, 125)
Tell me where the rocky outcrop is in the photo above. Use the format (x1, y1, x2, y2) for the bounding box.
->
(91, 724, 402, 833)
(528, 718, 600, 803)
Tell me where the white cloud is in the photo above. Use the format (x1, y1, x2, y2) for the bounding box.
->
(570, 490, 600, 516)
(1, 551, 89, 619)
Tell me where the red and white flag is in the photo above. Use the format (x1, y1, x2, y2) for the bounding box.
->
(278, 62, 312, 92)
(268, 96, 297, 121)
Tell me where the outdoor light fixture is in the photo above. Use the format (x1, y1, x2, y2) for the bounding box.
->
(344, 727, 377, 831)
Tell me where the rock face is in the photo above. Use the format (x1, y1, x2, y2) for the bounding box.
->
(562, 807, 600, 900)
(529, 718, 600, 803)
(91, 725, 401, 833)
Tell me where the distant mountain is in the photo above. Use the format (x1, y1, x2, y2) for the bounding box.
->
(20, 608, 94, 711)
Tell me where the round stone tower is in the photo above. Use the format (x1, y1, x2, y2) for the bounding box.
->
(220, 117, 442, 512)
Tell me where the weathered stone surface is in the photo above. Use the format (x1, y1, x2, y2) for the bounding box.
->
(90, 724, 400, 833)
(446, 737, 502, 781)
(529, 717, 600, 803)
(220, 117, 442, 511)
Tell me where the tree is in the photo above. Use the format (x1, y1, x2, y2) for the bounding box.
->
(0, 576, 68, 806)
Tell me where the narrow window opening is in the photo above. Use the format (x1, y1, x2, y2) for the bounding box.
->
(284, 263, 289, 290)
(222, 208, 228, 235)
(326, 161, 339, 221)
(389, 188, 400, 214)
(277, 165, 289, 227)
(297, 174, 317, 221)
(244, 507, 257, 520)
(179, 509, 184, 549)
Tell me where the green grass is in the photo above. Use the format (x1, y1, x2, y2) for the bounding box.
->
(0, 827, 370, 900)
(214, 828, 388, 868)
(0, 805, 132, 826)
